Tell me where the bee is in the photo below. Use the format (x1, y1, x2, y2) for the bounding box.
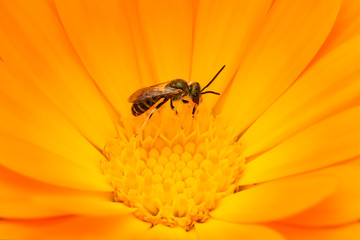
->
(128, 65, 225, 130)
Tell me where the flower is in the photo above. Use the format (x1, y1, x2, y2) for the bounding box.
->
(1, 0, 360, 239)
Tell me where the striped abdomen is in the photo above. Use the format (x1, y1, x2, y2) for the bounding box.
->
(131, 97, 161, 116)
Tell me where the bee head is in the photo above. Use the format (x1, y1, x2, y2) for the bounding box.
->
(189, 66, 225, 116)
(189, 82, 202, 105)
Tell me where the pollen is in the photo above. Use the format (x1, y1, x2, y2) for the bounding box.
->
(101, 104, 244, 230)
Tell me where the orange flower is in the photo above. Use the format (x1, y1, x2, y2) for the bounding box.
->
(1, 0, 360, 239)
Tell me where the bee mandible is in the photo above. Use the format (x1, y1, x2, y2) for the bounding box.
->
(128, 65, 225, 130)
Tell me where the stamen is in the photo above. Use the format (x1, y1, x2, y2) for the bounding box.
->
(101, 104, 244, 230)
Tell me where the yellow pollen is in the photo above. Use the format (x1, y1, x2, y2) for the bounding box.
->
(101, 104, 244, 230)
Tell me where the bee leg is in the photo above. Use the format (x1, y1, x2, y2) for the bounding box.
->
(182, 99, 189, 104)
(170, 99, 178, 115)
(192, 105, 197, 118)
(171, 100, 184, 130)
(137, 98, 168, 135)
(149, 98, 168, 118)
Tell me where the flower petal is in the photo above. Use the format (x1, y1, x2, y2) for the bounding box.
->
(215, 0, 340, 133)
(0, 135, 110, 191)
(54, 0, 144, 115)
(348, 156, 360, 166)
(0, 166, 67, 218)
(283, 164, 360, 227)
(135, 0, 193, 83)
(0, 74, 106, 169)
(0, 166, 132, 218)
(0, 215, 150, 240)
(211, 175, 337, 223)
(239, 106, 360, 185)
(242, 36, 360, 157)
(315, 0, 360, 59)
(270, 223, 360, 240)
(0, 77, 113, 191)
(133, 224, 196, 240)
(196, 219, 285, 240)
(0, 1, 116, 148)
(190, 0, 273, 108)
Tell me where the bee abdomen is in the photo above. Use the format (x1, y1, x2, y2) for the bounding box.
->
(131, 97, 160, 116)
(131, 103, 148, 116)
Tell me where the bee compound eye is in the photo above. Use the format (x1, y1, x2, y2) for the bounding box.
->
(193, 96, 200, 104)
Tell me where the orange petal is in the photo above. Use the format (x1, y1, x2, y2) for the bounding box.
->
(270, 223, 360, 240)
(348, 156, 360, 166)
(0, 165, 133, 218)
(0, 75, 108, 170)
(215, 0, 340, 133)
(0, 135, 111, 191)
(33, 195, 134, 219)
(133, 224, 196, 240)
(0, 166, 67, 218)
(190, 0, 273, 108)
(211, 175, 337, 223)
(314, 0, 360, 60)
(135, 0, 193, 83)
(239, 106, 360, 185)
(283, 165, 360, 227)
(196, 219, 285, 240)
(54, 0, 144, 115)
(0, 215, 150, 240)
(0, 200, 63, 219)
(0, 1, 116, 148)
(242, 36, 360, 157)
(1, 192, 133, 219)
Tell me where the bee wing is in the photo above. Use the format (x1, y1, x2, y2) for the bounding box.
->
(128, 82, 181, 103)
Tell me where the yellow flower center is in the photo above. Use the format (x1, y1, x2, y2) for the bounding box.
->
(101, 104, 244, 230)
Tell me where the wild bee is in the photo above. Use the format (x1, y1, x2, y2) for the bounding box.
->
(128, 65, 225, 130)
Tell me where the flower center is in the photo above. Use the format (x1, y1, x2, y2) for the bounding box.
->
(101, 104, 244, 230)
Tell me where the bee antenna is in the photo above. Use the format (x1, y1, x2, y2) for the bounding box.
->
(202, 91, 220, 95)
(201, 65, 225, 92)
